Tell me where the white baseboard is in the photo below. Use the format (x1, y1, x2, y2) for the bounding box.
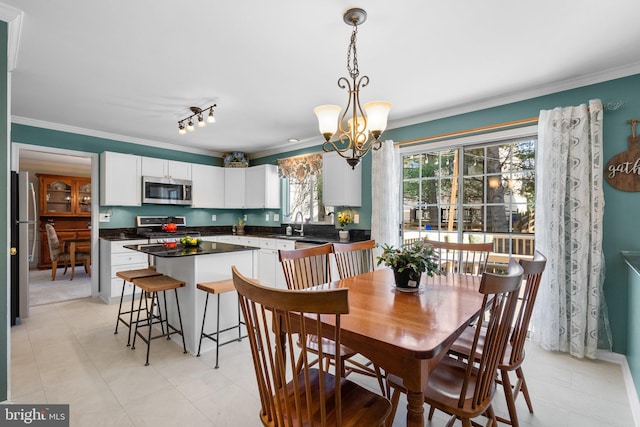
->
(596, 350, 640, 427)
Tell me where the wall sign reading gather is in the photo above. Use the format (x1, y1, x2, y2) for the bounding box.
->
(605, 120, 640, 192)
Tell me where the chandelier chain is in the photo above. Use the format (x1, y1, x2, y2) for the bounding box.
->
(347, 25, 359, 80)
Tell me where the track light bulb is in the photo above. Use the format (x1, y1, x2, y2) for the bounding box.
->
(198, 114, 206, 127)
(207, 109, 216, 123)
(187, 119, 194, 131)
(178, 122, 186, 135)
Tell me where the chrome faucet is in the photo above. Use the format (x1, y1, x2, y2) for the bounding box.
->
(293, 211, 304, 236)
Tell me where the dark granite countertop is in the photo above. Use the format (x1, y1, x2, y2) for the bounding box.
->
(124, 241, 258, 258)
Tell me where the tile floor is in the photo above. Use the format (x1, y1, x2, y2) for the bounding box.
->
(8, 296, 637, 427)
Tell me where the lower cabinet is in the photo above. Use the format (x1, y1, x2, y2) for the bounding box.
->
(202, 235, 294, 288)
(99, 239, 149, 304)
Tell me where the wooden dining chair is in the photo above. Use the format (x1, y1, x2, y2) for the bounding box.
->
(423, 239, 493, 275)
(44, 224, 91, 281)
(332, 239, 377, 279)
(386, 258, 524, 427)
(231, 266, 392, 426)
(332, 240, 386, 394)
(278, 244, 359, 376)
(448, 251, 547, 427)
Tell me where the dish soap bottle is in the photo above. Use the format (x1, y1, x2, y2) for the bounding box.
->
(286, 224, 292, 236)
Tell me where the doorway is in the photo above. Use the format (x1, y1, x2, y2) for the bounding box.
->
(11, 143, 100, 310)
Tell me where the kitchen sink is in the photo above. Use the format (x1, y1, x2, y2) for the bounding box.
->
(269, 234, 330, 245)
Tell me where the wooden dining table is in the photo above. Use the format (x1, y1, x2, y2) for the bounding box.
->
(295, 268, 485, 427)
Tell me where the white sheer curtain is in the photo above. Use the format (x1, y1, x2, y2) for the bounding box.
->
(532, 99, 612, 358)
(371, 140, 400, 253)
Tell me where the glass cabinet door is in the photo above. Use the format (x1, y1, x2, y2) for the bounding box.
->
(44, 178, 73, 214)
(78, 181, 91, 213)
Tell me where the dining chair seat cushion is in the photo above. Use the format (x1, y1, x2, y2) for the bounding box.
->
(274, 368, 391, 427)
(387, 356, 496, 418)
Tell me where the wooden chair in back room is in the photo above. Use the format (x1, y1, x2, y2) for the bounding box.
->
(44, 223, 90, 281)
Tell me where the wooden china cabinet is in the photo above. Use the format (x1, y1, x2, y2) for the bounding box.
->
(37, 174, 92, 269)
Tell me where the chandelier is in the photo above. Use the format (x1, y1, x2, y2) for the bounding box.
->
(314, 8, 391, 169)
(178, 104, 217, 135)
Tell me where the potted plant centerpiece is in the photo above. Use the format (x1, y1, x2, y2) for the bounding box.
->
(377, 240, 440, 289)
(337, 210, 352, 241)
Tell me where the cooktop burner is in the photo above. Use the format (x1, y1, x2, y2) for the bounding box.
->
(135, 215, 200, 239)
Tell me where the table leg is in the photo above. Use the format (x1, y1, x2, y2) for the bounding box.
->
(69, 242, 76, 280)
(406, 390, 425, 427)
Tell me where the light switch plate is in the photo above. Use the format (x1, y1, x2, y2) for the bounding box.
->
(265, 213, 270, 221)
(274, 214, 279, 222)
(99, 213, 110, 222)
(354, 214, 360, 224)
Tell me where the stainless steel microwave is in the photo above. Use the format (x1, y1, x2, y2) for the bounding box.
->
(142, 176, 192, 205)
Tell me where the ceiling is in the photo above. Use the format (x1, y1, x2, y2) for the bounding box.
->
(5, 1, 640, 158)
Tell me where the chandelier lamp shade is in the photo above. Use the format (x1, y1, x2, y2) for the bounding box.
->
(314, 8, 391, 169)
(178, 104, 217, 135)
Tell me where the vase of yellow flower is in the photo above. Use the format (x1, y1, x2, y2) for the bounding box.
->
(337, 210, 352, 241)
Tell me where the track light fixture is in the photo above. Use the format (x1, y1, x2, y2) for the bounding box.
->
(178, 104, 217, 135)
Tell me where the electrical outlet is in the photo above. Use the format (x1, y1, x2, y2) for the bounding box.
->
(243, 214, 248, 221)
(99, 213, 110, 222)
(211, 214, 217, 222)
(353, 214, 360, 224)
(274, 214, 279, 222)
(265, 213, 270, 221)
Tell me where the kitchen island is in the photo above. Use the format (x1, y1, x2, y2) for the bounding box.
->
(124, 241, 257, 355)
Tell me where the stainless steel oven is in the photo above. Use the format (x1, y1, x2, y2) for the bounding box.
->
(142, 176, 192, 205)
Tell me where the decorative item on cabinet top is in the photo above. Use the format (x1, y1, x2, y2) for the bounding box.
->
(223, 152, 248, 167)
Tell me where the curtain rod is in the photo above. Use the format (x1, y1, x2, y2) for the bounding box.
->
(394, 117, 539, 147)
(394, 100, 625, 147)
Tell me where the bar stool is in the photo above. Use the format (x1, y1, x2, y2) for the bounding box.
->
(131, 275, 188, 366)
(114, 267, 162, 346)
(196, 279, 247, 368)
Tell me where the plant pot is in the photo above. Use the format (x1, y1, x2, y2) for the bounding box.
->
(338, 229, 349, 241)
(237, 225, 245, 235)
(393, 269, 421, 289)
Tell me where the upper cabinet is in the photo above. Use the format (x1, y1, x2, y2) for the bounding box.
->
(141, 157, 191, 180)
(224, 168, 246, 208)
(322, 152, 361, 207)
(191, 164, 225, 208)
(245, 164, 280, 209)
(100, 151, 142, 206)
(38, 174, 92, 216)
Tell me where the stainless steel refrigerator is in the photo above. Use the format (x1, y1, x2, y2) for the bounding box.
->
(10, 171, 36, 325)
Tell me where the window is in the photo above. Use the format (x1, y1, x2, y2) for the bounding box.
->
(277, 153, 331, 223)
(401, 136, 536, 259)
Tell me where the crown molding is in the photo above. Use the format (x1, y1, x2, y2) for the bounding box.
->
(252, 135, 326, 159)
(11, 116, 223, 157)
(0, 3, 23, 71)
(389, 61, 640, 131)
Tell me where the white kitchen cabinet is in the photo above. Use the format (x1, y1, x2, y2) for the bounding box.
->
(191, 164, 225, 208)
(322, 151, 361, 207)
(258, 238, 294, 289)
(224, 168, 246, 208)
(99, 238, 150, 304)
(141, 157, 192, 180)
(245, 164, 280, 209)
(100, 151, 142, 206)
